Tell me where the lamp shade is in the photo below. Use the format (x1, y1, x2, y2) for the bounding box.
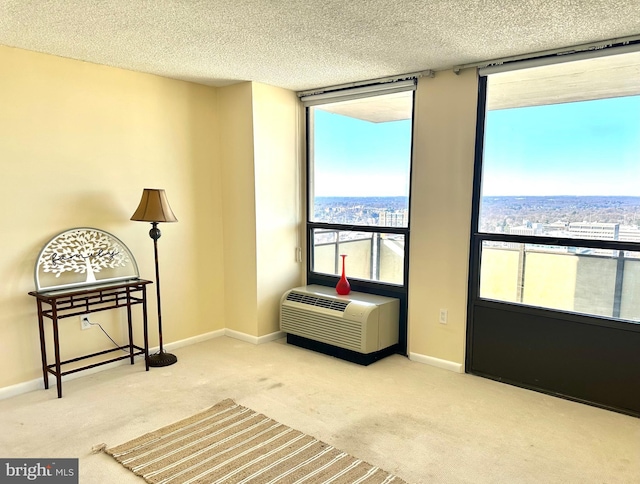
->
(131, 189, 178, 223)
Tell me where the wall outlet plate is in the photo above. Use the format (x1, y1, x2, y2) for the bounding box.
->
(80, 316, 92, 330)
(439, 309, 448, 324)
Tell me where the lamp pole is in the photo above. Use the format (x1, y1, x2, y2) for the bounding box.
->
(131, 188, 178, 368)
(147, 222, 177, 367)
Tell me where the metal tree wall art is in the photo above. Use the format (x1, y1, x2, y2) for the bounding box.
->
(35, 228, 139, 292)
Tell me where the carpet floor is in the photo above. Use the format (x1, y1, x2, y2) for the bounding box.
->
(2, 337, 639, 483)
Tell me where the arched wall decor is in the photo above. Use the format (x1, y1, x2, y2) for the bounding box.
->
(34, 227, 139, 292)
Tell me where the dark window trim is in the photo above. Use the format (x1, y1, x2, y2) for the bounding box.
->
(304, 88, 417, 355)
(475, 232, 640, 253)
(465, 75, 488, 371)
(308, 222, 408, 235)
(467, 63, 640, 372)
(475, 297, 640, 333)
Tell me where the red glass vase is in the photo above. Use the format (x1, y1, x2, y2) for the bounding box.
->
(336, 254, 351, 295)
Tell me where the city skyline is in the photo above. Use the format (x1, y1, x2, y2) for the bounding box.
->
(313, 195, 640, 232)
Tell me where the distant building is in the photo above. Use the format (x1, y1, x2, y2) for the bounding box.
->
(379, 210, 407, 227)
(619, 225, 640, 243)
(509, 222, 543, 236)
(544, 221, 568, 232)
(568, 222, 619, 240)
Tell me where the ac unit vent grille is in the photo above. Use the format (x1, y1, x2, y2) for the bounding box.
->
(286, 292, 349, 312)
(280, 307, 362, 351)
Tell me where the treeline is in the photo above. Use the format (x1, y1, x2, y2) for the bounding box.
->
(480, 196, 640, 230)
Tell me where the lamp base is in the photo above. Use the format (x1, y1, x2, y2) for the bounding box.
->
(148, 351, 178, 367)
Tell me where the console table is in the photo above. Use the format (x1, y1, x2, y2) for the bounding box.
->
(28, 279, 152, 398)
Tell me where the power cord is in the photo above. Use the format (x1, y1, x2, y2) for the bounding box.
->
(81, 316, 135, 355)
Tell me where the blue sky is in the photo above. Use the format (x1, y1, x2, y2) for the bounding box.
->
(313, 109, 412, 197)
(482, 95, 640, 196)
(312, 94, 640, 198)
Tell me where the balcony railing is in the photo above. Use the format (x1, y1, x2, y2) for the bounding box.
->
(480, 241, 640, 322)
(312, 229, 405, 285)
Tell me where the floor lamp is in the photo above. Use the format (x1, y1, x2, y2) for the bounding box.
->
(131, 188, 178, 367)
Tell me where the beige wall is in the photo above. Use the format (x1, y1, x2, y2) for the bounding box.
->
(218, 82, 259, 335)
(2, 43, 484, 391)
(408, 69, 478, 365)
(0, 45, 225, 389)
(218, 82, 303, 338)
(252, 83, 304, 336)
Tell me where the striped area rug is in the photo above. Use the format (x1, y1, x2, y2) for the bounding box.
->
(105, 398, 406, 484)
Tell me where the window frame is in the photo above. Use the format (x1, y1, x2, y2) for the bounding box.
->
(303, 82, 417, 354)
(470, 53, 640, 324)
(465, 48, 640, 417)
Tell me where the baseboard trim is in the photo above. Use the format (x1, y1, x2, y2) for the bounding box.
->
(224, 329, 285, 345)
(0, 379, 41, 400)
(1, 329, 287, 400)
(0, 328, 286, 400)
(0, 329, 227, 401)
(409, 352, 464, 373)
(0, 358, 137, 400)
(160, 329, 225, 352)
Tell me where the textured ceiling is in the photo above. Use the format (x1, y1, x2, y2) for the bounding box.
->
(1, 1, 639, 91)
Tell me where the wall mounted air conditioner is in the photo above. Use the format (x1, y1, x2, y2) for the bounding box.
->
(280, 284, 399, 355)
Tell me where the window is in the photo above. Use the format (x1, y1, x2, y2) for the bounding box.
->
(476, 48, 640, 321)
(303, 84, 414, 286)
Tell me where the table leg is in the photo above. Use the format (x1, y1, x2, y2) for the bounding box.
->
(126, 286, 134, 364)
(142, 286, 150, 371)
(36, 300, 49, 390)
(51, 306, 62, 398)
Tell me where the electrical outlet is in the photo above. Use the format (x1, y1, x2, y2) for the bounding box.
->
(439, 309, 448, 324)
(80, 315, 92, 330)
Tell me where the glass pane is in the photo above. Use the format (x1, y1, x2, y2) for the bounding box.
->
(479, 51, 640, 242)
(312, 229, 404, 285)
(479, 240, 640, 322)
(620, 259, 640, 322)
(309, 91, 413, 228)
